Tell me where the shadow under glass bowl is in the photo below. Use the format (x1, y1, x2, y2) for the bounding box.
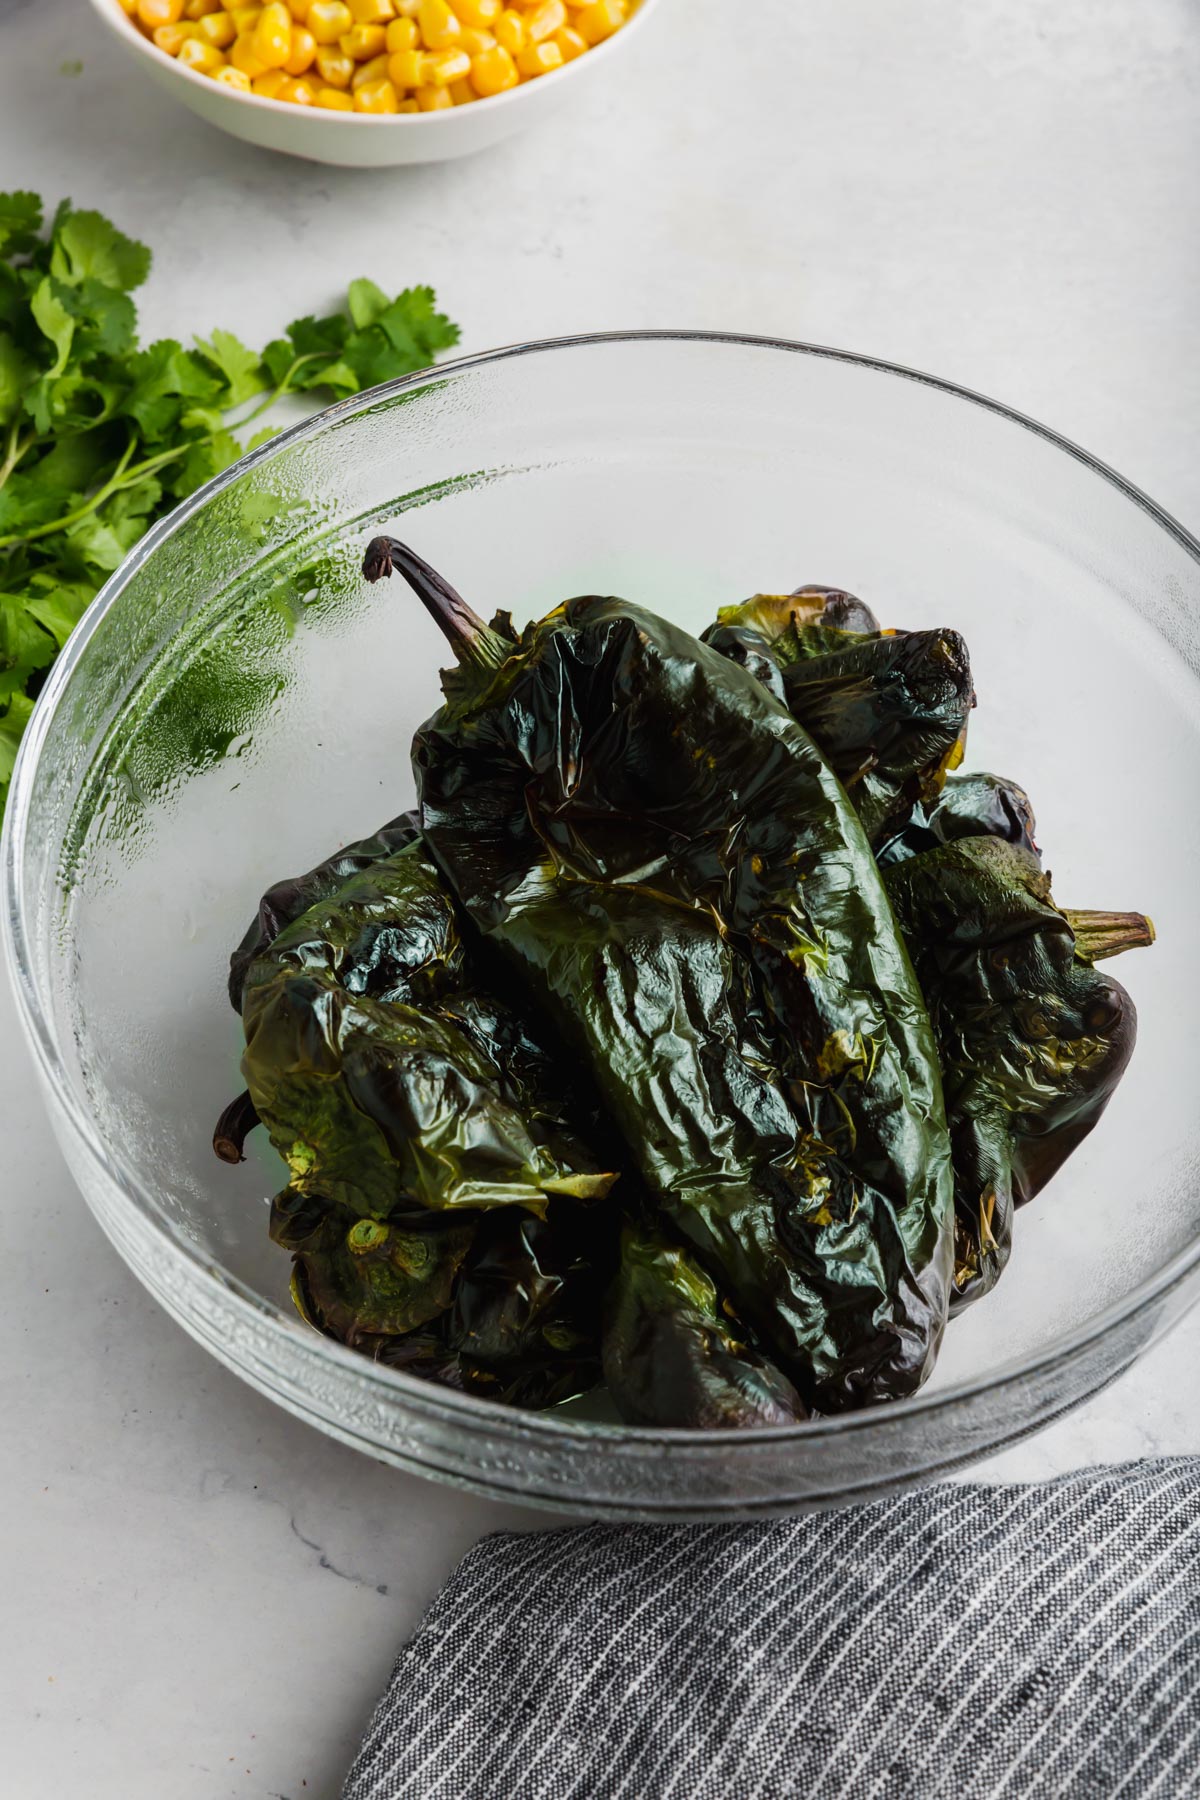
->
(5, 333, 1200, 1521)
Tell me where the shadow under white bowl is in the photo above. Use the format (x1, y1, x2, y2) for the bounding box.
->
(86, 0, 660, 165)
(6, 332, 1200, 1519)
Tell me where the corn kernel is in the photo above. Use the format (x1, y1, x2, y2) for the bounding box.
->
(230, 33, 267, 73)
(459, 25, 493, 51)
(575, 0, 623, 44)
(351, 50, 390, 83)
(387, 47, 427, 84)
(280, 73, 318, 99)
(198, 10, 237, 45)
(213, 62, 252, 85)
(137, 0, 185, 28)
(426, 44, 469, 81)
(229, 6, 261, 29)
(250, 2, 292, 65)
(469, 41, 516, 92)
(117, 0, 138, 17)
(251, 65, 289, 92)
(516, 37, 560, 74)
(289, 0, 311, 15)
(284, 21, 316, 65)
(524, 0, 564, 42)
(314, 81, 355, 105)
(348, 0, 394, 18)
(397, 96, 420, 109)
(554, 23, 584, 58)
(456, 0, 498, 20)
(394, 0, 420, 11)
(417, 0, 459, 48)
(447, 75, 474, 102)
(385, 15, 417, 48)
(184, 0, 221, 16)
(307, 0, 353, 40)
(179, 33, 226, 66)
(315, 44, 353, 81)
(493, 9, 524, 52)
(416, 80, 452, 107)
(340, 21, 386, 55)
(153, 21, 197, 52)
(354, 74, 400, 108)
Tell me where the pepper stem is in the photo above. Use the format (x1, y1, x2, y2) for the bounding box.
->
(362, 536, 512, 678)
(1063, 908, 1156, 963)
(213, 1090, 261, 1164)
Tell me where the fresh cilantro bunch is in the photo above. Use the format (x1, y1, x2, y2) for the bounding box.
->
(0, 190, 460, 814)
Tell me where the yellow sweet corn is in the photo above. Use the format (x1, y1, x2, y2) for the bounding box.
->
(354, 74, 400, 107)
(516, 36, 560, 74)
(307, 0, 353, 41)
(425, 44, 469, 81)
(576, 0, 624, 44)
(554, 22, 584, 58)
(137, 0, 184, 27)
(387, 46, 427, 84)
(179, 32, 226, 66)
(127, 0, 629, 108)
(351, 50, 391, 84)
(493, 9, 524, 52)
(153, 21, 197, 51)
(315, 44, 354, 82)
(468, 40, 516, 92)
(251, 2, 292, 65)
(284, 22, 316, 66)
(197, 10, 237, 44)
(341, 20, 387, 55)
(417, 0, 459, 48)
(524, 0, 564, 42)
(385, 15, 418, 49)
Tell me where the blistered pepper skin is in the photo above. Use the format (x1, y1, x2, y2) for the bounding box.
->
(365, 539, 955, 1415)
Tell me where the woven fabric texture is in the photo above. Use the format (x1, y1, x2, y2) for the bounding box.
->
(343, 1458, 1200, 1800)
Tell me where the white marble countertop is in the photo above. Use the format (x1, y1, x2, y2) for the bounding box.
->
(3, 1, 1199, 1794)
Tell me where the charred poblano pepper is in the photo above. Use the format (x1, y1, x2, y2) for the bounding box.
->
(365, 536, 954, 1414)
(705, 592, 974, 845)
(602, 1225, 808, 1428)
(883, 836, 1153, 1307)
(239, 842, 619, 1217)
(877, 771, 1040, 868)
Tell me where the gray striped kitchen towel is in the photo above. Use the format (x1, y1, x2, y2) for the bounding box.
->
(343, 1458, 1200, 1800)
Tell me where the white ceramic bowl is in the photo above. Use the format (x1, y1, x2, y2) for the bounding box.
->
(87, 0, 661, 166)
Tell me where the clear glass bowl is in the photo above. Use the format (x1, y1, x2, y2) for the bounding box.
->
(6, 334, 1199, 1521)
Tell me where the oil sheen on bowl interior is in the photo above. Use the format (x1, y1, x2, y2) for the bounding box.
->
(6, 334, 1200, 1520)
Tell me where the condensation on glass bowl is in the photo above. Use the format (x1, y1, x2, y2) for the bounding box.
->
(5, 333, 1200, 1520)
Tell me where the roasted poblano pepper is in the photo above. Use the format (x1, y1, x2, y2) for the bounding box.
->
(877, 771, 1040, 868)
(882, 836, 1152, 1307)
(239, 842, 619, 1218)
(603, 1225, 808, 1427)
(705, 592, 974, 845)
(365, 537, 954, 1414)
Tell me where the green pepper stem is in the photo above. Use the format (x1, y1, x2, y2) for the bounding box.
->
(213, 1090, 260, 1164)
(362, 537, 512, 677)
(1063, 908, 1156, 963)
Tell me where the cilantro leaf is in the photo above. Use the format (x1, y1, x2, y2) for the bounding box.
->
(0, 192, 459, 819)
(49, 206, 151, 294)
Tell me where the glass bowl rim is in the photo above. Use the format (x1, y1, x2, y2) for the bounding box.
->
(5, 327, 1197, 1448)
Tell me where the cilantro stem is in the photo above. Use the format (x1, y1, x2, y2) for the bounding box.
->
(0, 355, 320, 554)
(0, 421, 36, 494)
